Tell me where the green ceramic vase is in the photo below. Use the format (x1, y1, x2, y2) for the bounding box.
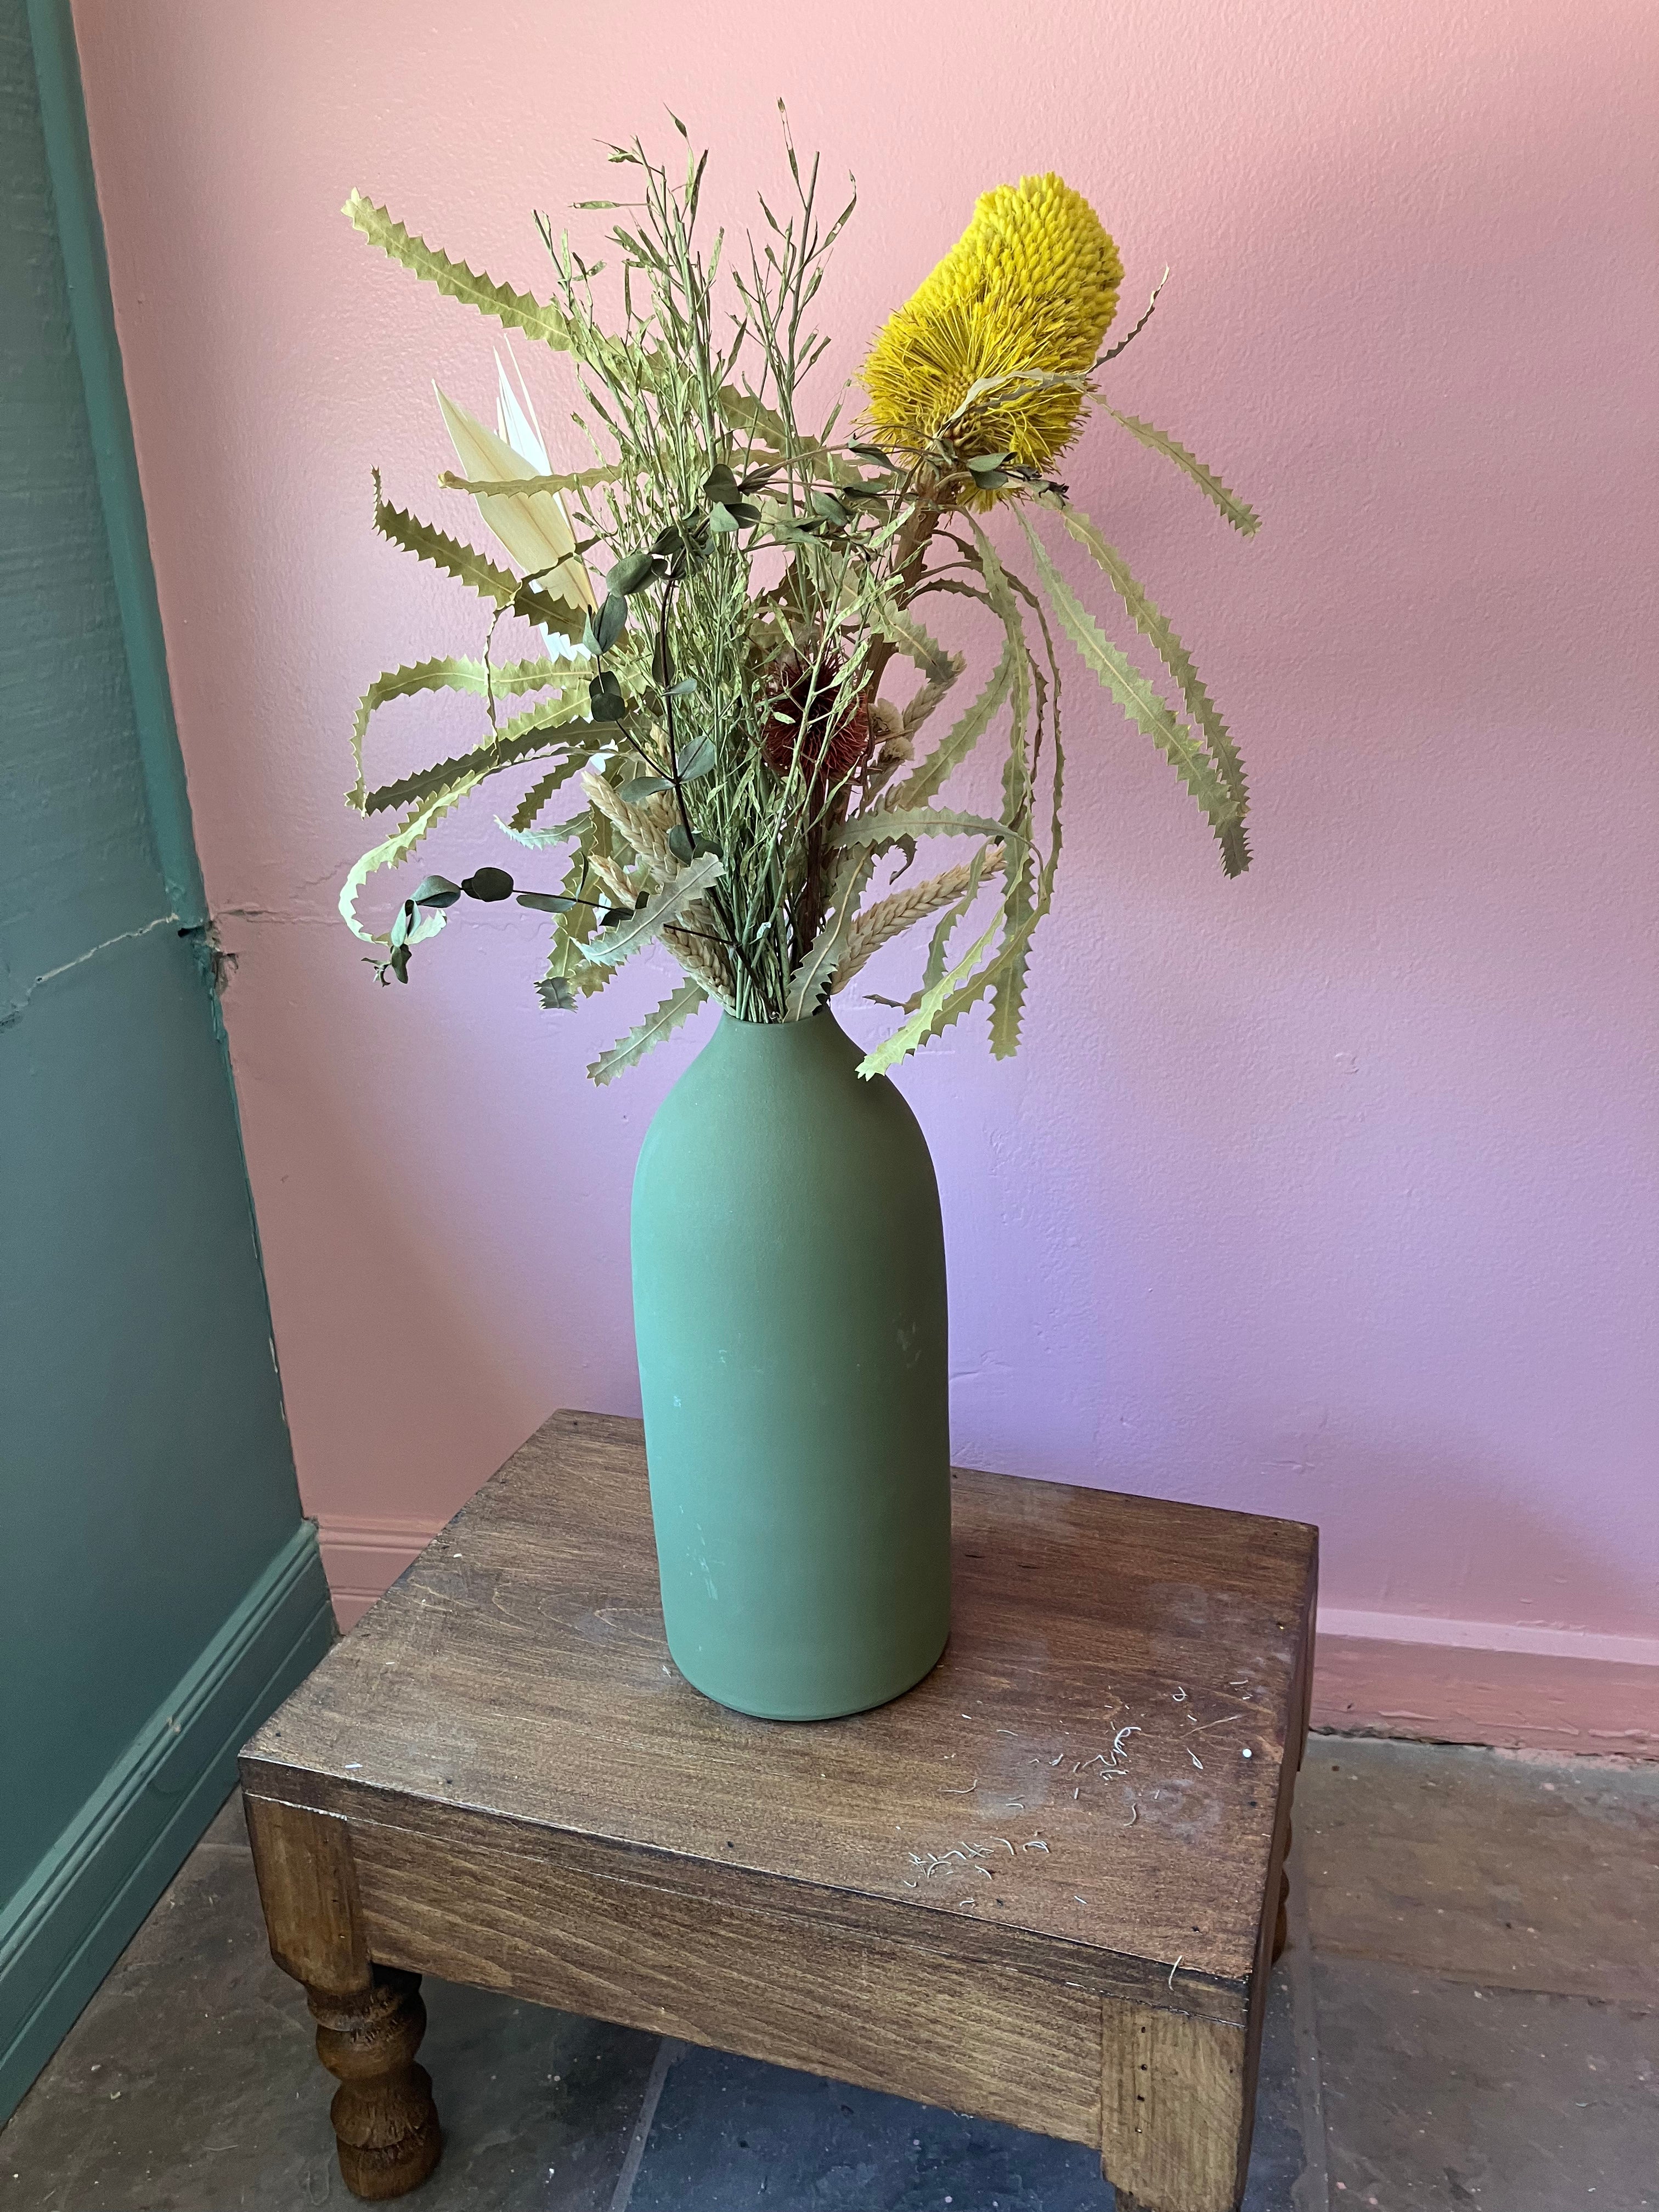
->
(631, 1008, 951, 1719)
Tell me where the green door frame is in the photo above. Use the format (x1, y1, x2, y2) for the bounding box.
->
(2, 1, 335, 2126)
(24, 0, 206, 932)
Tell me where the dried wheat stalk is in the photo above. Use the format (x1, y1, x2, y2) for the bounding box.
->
(663, 922, 734, 1006)
(582, 770, 674, 871)
(901, 660, 965, 739)
(832, 845, 1005, 995)
(582, 771, 735, 1005)
(587, 849, 635, 906)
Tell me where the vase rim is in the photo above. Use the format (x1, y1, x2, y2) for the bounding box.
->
(712, 1007, 848, 1044)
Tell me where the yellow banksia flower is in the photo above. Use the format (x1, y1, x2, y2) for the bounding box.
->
(865, 174, 1122, 490)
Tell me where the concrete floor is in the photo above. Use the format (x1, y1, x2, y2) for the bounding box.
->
(3, 1739, 1655, 2210)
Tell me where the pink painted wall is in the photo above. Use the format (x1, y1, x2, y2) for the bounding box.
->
(74, 2, 1656, 1675)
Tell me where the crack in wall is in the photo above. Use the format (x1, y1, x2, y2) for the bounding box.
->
(2, 912, 179, 1028)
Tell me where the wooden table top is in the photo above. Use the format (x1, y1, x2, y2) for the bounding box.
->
(245, 1410, 1316, 2019)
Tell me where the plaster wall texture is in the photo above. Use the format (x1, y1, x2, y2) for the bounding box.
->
(70, 2, 1656, 1675)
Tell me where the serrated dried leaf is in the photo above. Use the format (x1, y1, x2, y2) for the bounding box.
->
(348, 655, 562, 810)
(855, 912, 1005, 1077)
(441, 463, 625, 497)
(1047, 500, 1250, 874)
(578, 850, 725, 967)
(1107, 411, 1260, 535)
(505, 757, 588, 834)
(588, 978, 708, 1085)
(964, 520, 1037, 1056)
(869, 602, 961, 686)
(785, 852, 877, 1019)
(346, 191, 586, 351)
(361, 689, 591, 816)
(372, 473, 520, 603)
(890, 650, 1012, 809)
(832, 805, 1014, 853)
(340, 776, 483, 945)
(832, 847, 1006, 996)
(1019, 514, 1239, 847)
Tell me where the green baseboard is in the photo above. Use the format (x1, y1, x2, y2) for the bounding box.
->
(0, 1523, 334, 2124)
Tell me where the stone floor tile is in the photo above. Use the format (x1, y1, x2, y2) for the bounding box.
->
(624, 1956, 1311, 2211)
(1249, 1939, 1320, 2212)
(1299, 1741, 1659, 2002)
(0, 1799, 657, 2211)
(1314, 1953, 1658, 2210)
(198, 1793, 251, 1852)
(627, 2040, 1110, 2212)
(411, 1985, 659, 2211)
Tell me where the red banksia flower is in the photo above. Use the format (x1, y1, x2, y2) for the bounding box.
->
(760, 655, 872, 788)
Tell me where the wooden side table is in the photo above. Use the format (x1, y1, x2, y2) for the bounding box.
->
(240, 1411, 1315, 2211)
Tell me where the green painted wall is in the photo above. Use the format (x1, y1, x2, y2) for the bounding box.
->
(0, 0, 332, 2121)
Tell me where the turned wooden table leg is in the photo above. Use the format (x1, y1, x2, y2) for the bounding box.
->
(242, 1791, 442, 2199)
(308, 1966, 441, 2199)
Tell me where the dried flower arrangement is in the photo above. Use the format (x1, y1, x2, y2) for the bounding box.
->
(342, 118, 1256, 1084)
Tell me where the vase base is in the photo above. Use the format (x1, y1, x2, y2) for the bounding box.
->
(665, 1626, 951, 1724)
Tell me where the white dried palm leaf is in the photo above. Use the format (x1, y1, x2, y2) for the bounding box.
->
(435, 385, 594, 611)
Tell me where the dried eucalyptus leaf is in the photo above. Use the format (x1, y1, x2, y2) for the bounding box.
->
(606, 550, 657, 596)
(594, 593, 628, 650)
(589, 670, 628, 723)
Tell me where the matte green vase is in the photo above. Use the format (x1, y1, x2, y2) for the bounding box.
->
(631, 1008, 951, 1720)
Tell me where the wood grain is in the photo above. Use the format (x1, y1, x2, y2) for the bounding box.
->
(351, 1810, 1101, 2147)
(1101, 2001, 1249, 2212)
(308, 1967, 442, 2201)
(242, 1795, 369, 1998)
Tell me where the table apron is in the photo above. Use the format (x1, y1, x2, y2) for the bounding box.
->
(347, 1808, 1104, 2148)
